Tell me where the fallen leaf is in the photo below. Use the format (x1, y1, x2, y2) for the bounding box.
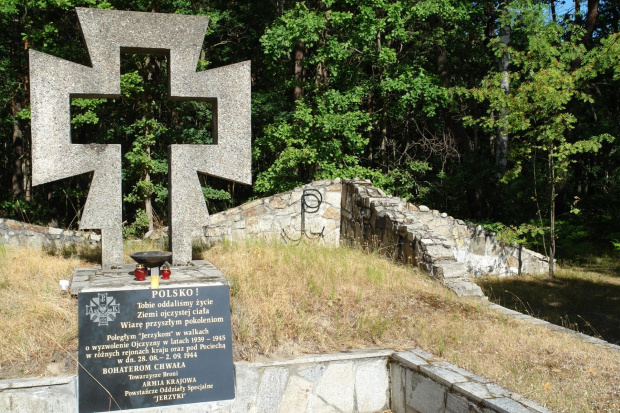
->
(543, 382, 551, 391)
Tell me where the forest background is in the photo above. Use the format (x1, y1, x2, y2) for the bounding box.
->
(1, 0, 619, 265)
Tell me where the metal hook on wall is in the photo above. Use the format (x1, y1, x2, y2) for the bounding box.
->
(282, 189, 325, 244)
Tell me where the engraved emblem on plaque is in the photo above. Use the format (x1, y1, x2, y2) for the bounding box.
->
(85, 293, 120, 326)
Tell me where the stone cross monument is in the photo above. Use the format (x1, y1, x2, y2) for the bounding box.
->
(29, 8, 251, 268)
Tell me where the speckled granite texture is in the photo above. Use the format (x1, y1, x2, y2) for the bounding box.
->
(30, 8, 251, 268)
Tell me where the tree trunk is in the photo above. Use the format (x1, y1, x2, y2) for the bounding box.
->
(11, 100, 24, 197)
(496, 26, 510, 175)
(294, 41, 305, 100)
(548, 147, 556, 279)
(376, 30, 389, 172)
(584, 0, 600, 49)
(24, 156, 31, 202)
(550, 0, 557, 22)
(145, 138, 154, 232)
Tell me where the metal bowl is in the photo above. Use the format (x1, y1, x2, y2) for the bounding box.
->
(130, 251, 173, 268)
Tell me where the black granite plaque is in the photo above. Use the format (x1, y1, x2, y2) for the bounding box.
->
(78, 285, 234, 413)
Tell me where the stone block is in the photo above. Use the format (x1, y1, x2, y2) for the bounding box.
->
(483, 397, 531, 413)
(410, 348, 436, 360)
(390, 363, 406, 413)
(322, 206, 340, 220)
(509, 394, 553, 413)
(5, 220, 21, 230)
(419, 364, 468, 388)
(393, 351, 429, 371)
(298, 364, 326, 383)
(290, 190, 303, 205)
(278, 375, 312, 413)
(314, 362, 354, 412)
(242, 206, 268, 218)
(324, 190, 341, 207)
(426, 245, 456, 262)
(433, 362, 489, 384)
(0, 379, 77, 413)
(255, 367, 289, 413)
(269, 197, 288, 209)
(240, 199, 264, 211)
(231, 364, 260, 411)
(405, 369, 446, 413)
(355, 358, 389, 412)
(47, 227, 63, 235)
(208, 213, 228, 226)
(306, 394, 334, 412)
(486, 383, 511, 398)
(453, 381, 493, 403)
(446, 393, 477, 413)
(205, 227, 222, 237)
(224, 207, 241, 216)
(258, 218, 275, 232)
(471, 237, 486, 255)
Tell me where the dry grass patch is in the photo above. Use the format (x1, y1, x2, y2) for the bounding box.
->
(1, 241, 618, 411)
(0, 246, 85, 378)
(203, 241, 620, 413)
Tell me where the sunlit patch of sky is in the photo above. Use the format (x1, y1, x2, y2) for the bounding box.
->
(548, 0, 580, 21)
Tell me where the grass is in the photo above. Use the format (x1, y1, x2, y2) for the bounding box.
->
(0, 246, 85, 378)
(1, 241, 619, 412)
(203, 241, 620, 413)
(476, 266, 620, 344)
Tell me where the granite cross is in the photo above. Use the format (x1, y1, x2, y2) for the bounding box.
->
(29, 8, 251, 268)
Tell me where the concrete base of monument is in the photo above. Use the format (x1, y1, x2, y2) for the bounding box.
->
(71, 260, 237, 413)
(70, 259, 229, 294)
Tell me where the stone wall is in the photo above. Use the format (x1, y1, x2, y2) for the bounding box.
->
(0, 349, 548, 412)
(1, 178, 549, 290)
(340, 178, 550, 296)
(203, 179, 342, 247)
(0, 218, 100, 250)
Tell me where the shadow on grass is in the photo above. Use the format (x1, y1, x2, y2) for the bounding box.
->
(477, 269, 620, 345)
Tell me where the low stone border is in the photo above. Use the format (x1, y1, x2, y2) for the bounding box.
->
(0, 218, 100, 250)
(0, 349, 549, 413)
(391, 349, 550, 413)
(0, 376, 77, 412)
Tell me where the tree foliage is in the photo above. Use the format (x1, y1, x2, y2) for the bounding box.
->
(0, 0, 619, 259)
